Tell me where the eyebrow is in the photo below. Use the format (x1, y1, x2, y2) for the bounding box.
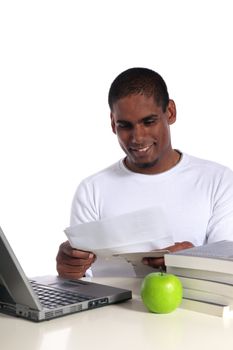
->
(116, 114, 159, 124)
(142, 114, 159, 121)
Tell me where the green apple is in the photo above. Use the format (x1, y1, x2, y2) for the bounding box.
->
(141, 272, 183, 313)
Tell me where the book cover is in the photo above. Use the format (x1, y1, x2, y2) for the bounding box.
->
(180, 298, 232, 317)
(183, 288, 233, 306)
(164, 240, 233, 274)
(179, 275, 233, 297)
(166, 266, 233, 285)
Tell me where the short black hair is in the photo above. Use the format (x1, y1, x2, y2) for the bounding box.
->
(108, 67, 169, 112)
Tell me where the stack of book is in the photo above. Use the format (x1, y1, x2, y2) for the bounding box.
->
(164, 240, 233, 317)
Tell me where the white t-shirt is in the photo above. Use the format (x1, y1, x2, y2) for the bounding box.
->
(70, 153, 233, 276)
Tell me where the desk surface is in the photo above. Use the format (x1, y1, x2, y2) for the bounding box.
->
(1, 277, 233, 350)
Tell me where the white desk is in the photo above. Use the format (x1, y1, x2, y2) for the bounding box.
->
(1, 277, 233, 350)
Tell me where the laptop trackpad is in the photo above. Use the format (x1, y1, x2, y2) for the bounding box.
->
(49, 280, 109, 297)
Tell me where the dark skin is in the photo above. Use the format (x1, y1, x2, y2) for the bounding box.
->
(56, 94, 194, 279)
(110, 94, 179, 175)
(56, 241, 96, 279)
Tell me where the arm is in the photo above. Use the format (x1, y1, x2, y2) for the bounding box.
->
(57, 180, 99, 279)
(142, 241, 194, 269)
(56, 241, 96, 279)
(206, 167, 233, 243)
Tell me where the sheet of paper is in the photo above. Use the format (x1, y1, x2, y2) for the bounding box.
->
(64, 206, 173, 257)
(113, 250, 170, 261)
(112, 250, 170, 277)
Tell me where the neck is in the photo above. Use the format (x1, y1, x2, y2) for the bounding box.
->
(124, 149, 182, 175)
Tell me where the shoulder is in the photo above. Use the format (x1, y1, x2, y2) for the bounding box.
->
(183, 153, 233, 173)
(75, 159, 125, 192)
(181, 153, 233, 187)
(83, 159, 124, 183)
(70, 160, 125, 224)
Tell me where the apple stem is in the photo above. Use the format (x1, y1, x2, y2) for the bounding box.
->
(159, 266, 164, 275)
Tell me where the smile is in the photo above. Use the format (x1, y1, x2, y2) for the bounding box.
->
(130, 144, 153, 153)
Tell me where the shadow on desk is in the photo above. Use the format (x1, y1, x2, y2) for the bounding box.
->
(116, 296, 147, 313)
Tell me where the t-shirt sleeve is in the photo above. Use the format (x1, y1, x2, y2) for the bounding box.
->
(70, 179, 99, 226)
(206, 167, 233, 243)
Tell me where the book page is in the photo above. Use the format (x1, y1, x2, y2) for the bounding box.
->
(173, 240, 233, 260)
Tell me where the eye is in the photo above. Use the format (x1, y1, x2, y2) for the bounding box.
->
(116, 122, 132, 129)
(143, 118, 157, 126)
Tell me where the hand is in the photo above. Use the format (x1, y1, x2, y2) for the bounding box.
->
(142, 241, 194, 270)
(56, 241, 96, 279)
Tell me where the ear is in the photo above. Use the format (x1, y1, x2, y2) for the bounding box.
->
(166, 99, 176, 125)
(110, 113, 116, 134)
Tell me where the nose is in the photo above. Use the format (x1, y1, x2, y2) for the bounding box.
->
(131, 124, 145, 144)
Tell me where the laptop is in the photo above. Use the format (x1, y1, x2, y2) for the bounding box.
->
(0, 227, 132, 322)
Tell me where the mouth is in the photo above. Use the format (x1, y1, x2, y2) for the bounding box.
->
(129, 144, 154, 156)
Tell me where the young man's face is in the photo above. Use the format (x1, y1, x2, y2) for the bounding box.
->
(111, 94, 177, 174)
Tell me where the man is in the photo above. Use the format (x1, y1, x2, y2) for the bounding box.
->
(56, 67, 233, 279)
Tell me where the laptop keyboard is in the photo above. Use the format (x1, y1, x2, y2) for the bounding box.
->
(30, 281, 93, 309)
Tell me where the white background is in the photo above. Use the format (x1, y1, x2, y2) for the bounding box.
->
(0, 0, 233, 277)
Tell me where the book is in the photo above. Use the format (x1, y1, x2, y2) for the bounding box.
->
(166, 265, 233, 285)
(167, 267, 233, 317)
(164, 241, 233, 317)
(164, 240, 233, 274)
(183, 288, 233, 306)
(178, 275, 233, 297)
(180, 298, 232, 317)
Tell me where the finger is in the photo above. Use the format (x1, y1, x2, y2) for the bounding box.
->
(142, 257, 165, 268)
(167, 241, 194, 252)
(57, 261, 92, 279)
(69, 249, 95, 259)
(56, 252, 95, 266)
(59, 241, 93, 259)
(57, 262, 91, 273)
(59, 241, 94, 259)
(57, 268, 86, 280)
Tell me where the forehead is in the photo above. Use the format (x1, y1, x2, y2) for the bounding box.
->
(111, 94, 163, 120)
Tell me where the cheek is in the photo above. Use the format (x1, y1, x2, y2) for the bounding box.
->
(159, 126, 171, 147)
(117, 135, 127, 149)
(116, 130, 128, 144)
(157, 123, 170, 139)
